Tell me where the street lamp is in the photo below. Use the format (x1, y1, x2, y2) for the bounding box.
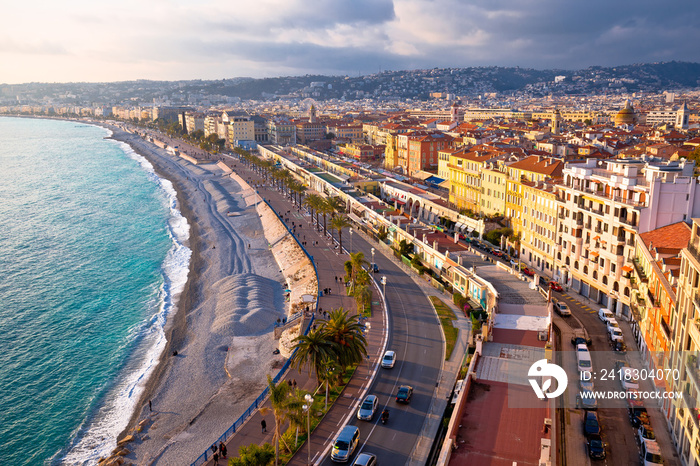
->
(304, 393, 313, 466)
(371, 247, 375, 271)
(365, 322, 371, 376)
(349, 228, 353, 254)
(381, 276, 387, 297)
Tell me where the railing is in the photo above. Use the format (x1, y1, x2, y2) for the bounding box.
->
(190, 197, 319, 466)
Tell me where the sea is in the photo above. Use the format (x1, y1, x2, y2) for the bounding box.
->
(0, 117, 191, 465)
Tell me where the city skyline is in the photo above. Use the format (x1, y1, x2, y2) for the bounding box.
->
(2, 0, 700, 85)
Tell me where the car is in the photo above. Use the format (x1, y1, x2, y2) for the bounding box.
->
(640, 438, 664, 465)
(629, 406, 649, 428)
(587, 433, 606, 460)
(381, 350, 396, 369)
(330, 425, 360, 462)
(606, 318, 620, 334)
(577, 389, 598, 410)
(522, 267, 535, 276)
(357, 395, 378, 421)
(571, 328, 592, 346)
(371, 264, 379, 273)
(352, 453, 377, 466)
(492, 249, 504, 257)
(510, 259, 518, 267)
(637, 424, 656, 443)
(556, 301, 571, 316)
(609, 327, 624, 342)
(577, 345, 592, 377)
(598, 308, 614, 323)
(549, 281, 563, 292)
(620, 368, 640, 391)
(583, 411, 601, 437)
(396, 385, 413, 403)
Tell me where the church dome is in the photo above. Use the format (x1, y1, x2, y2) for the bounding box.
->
(615, 101, 636, 126)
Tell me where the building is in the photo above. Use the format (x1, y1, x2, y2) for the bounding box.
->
(644, 103, 690, 130)
(554, 157, 699, 317)
(227, 116, 255, 147)
(407, 132, 454, 176)
(448, 148, 499, 212)
(267, 118, 297, 145)
(520, 181, 560, 275)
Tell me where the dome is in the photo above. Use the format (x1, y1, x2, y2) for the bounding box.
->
(615, 101, 636, 126)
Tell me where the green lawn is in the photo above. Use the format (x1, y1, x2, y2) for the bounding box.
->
(429, 296, 458, 361)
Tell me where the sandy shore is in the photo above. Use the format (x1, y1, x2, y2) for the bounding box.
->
(102, 129, 315, 465)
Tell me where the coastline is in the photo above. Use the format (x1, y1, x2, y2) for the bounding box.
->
(100, 127, 306, 465)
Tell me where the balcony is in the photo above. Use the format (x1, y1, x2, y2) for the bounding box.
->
(689, 244, 700, 265)
(632, 259, 648, 283)
(686, 355, 700, 399)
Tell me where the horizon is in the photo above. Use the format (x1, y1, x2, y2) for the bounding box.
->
(2, 0, 699, 85)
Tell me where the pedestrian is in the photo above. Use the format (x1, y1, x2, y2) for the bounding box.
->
(288, 379, 293, 387)
(211, 444, 217, 454)
(293, 379, 297, 388)
(149, 400, 152, 412)
(220, 442, 227, 458)
(213, 451, 219, 463)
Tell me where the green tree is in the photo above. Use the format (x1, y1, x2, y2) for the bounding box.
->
(344, 252, 369, 293)
(304, 194, 325, 230)
(318, 198, 336, 235)
(229, 443, 274, 466)
(265, 375, 290, 466)
(322, 309, 368, 384)
(329, 214, 352, 252)
(290, 329, 334, 386)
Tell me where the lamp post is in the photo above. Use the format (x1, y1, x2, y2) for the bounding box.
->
(304, 393, 313, 466)
(365, 322, 371, 376)
(349, 228, 353, 254)
(381, 276, 387, 297)
(371, 247, 375, 271)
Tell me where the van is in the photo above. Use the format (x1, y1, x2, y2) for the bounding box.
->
(598, 308, 614, 323)
(577, 345, 592, 377)
(640, 438, 663, 465)
(331, 425, 360, 462)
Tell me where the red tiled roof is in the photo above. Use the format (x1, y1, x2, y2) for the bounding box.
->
(639, 221, 691, 251)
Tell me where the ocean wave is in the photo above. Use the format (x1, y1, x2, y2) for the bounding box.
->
(55, 141, 192, 465)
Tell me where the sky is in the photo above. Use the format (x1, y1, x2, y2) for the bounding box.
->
(1, 0, 699, 84)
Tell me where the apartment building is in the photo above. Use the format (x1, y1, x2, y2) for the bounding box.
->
(520, 181, 560, 274)
(643, 103, 690, 130)
(667, 219, 700, 466)
(407, 132, 453, 176)
(448, 148, 499, 212)
(227, 116, 255, 146)
(480, 161, 509, 216)
(554, 157, 699, 317)
(267, 118, 297, 145)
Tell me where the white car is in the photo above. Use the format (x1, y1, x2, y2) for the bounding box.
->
(556, 301, 571, 316)
(609, 327, 624, 342)
(598, 308, 614, 323)
(381, 350, 396, 368)
(606, 318, 620, 333)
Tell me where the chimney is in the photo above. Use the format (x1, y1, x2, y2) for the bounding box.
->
(423, 234, 427, 243)
(433, 240, 438, 250)
(454, 232, 459, 243)
(445, 250, 450, 259)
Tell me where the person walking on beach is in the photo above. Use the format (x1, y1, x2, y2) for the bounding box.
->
(219, 442, 227, 458)
(261, 419, 267, 433)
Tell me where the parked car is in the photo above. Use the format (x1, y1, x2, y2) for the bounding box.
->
(352, 453, 377, 466)
(492, 249, 504, 257)
(396, 385, 413, 403)
(579, 379, 595, 392)
(356, 395, 378, 421)
(637, 423, 656, 443)
(549, 281, 563, 292)
(629, 405, 649, 427)
(556, 301, 572, 316)
(577, 389, 598, 410)
(330, 425, 360, 462)
(587, 433, 607, 460)
(598, 308, 614, 323)
(522, 267, 535, 276)
(606, 318, 620, 334)
(640, 438, 664, 465)
(583, 411, 601, 437)
(609, 327, 624, 343)
(571, 328, 592, 346)
(577, 344, 593, 377)
(381, 350, 396, 369)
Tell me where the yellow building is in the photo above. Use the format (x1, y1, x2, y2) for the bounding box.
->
(384, 132, 399, 170)
(480, 161, 509, 217)
(520, 181, 560, 274)
(448, 148, 500, 213)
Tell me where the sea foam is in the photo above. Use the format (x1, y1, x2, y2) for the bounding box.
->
(56, 137, 191, 465)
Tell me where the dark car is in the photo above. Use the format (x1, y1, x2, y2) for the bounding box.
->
(549, 281, 563, 292)
(396, 385, 413, 403)
(584, 411, 601, 437)
(587, 434, 606, 460)
(629, 406, 649, 427)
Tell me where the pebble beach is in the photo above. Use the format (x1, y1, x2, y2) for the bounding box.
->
(105, 129, 316, 465)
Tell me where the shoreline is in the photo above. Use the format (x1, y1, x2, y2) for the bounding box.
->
(100, 127, 311, 465)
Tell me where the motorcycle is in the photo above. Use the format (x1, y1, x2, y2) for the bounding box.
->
(381, 409, 389, 424)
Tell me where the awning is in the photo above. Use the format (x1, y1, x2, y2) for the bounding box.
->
(592, 235, 601, 241)
(590, 251, 599, 257)
(622, 265, 633, 273)
(455, 222, 464, 230)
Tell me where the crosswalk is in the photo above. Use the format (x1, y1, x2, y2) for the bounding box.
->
(560, 294, 596, 313)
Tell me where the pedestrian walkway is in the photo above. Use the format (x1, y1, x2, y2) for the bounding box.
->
(200, 158, 388, 465)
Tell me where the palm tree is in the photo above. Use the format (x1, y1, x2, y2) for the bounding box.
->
(229, 443, 274, 466)
(345, 252, 369, 293)
(304, 194, 324, 230)
(266, 375, 290, 466)
(329, 214, 351, 252)
(353, 284, 372, 315)
(322, 309, 368, 384)
(326, 196, 346, 217)
(318, 198, 336, 235)
(290, 329, 334, 386)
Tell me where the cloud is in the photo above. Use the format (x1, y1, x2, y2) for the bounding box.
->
(1, 0, 699, 83)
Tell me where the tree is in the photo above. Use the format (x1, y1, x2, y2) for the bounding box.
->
(229, 443, 274, 466)
(322, 309, 368, 384)
(329, 215, 352, 252)
(290, 329, 334, 386)
(326, 196, 346, 216)
(318, 198, 336, 235)
(345, 252, 369, 293)
(353, 284, 372, 315)
(266, 375, 290, 466)
(304, 194, 325, 230)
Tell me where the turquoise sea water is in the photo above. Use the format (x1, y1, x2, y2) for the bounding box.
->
(0, 117, 191, 465)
